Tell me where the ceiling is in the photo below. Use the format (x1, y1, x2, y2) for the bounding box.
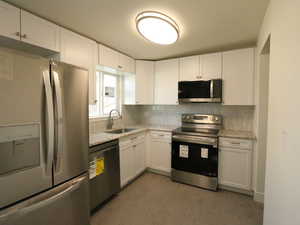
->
(6, 0, 269, 60)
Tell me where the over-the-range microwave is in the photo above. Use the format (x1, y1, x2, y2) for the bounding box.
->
(178, 79, 222, 103)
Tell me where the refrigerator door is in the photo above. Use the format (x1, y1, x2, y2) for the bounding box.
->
(51, 62, 89, 186)
(0, 47, 53, 209)
(0, 173, 90, 225)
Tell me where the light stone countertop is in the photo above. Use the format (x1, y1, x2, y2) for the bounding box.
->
(89, 125, 178, 147)
(89, 126, 256, 147)
(218, 129, 256, 140)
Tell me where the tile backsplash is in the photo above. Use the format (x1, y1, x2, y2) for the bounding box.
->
(122, 104, 255, 131)
(89, 104, 255, 134)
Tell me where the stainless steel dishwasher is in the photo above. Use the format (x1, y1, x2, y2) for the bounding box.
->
(89, 140, 120, 211)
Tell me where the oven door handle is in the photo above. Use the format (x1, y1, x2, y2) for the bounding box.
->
(172, 135, 218, 147)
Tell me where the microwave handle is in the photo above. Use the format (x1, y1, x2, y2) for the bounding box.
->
(210, 80, 214, 98)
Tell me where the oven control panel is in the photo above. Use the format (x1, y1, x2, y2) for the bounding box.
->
(182, 114, 222, 124)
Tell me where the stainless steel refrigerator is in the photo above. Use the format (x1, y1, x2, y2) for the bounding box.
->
(0, 47, 90, 225)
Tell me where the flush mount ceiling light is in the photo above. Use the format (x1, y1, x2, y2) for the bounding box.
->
(136, 11, 179, 45)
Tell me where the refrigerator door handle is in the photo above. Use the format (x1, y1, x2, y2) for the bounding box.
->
(52, 71, 64, 172)
(0, 175, 86, 222)
(43, 71, 55, 174)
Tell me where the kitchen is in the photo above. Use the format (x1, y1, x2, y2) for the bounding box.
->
(0, 0, 299, 225)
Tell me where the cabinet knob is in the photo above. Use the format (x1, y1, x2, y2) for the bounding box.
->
(21, 34, 27, 39)
(94, 99, 98, 104)
(15, 32, 20, 37)
(196, 75, 202, 79)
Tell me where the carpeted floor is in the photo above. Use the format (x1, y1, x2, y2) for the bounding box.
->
(91, 172, 263, 225)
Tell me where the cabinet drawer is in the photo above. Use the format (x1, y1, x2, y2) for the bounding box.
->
(150, 131, 171, 141)
(219, 137, 252, 150)
(119, 132, 146, 148)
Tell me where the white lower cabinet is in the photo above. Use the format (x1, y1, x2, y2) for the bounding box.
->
(148, 131, 172, 174)
(135, 141, 146, 175)
(119, 133, 146, 187)
(218, 138, 253, 191)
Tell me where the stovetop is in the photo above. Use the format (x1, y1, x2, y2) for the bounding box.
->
(172, 127, 219, 138)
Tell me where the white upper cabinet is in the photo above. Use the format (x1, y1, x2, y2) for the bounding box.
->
(154, 58, 179, 105)
(222, 48, 255, 105)
(98, 44, 135, 73)
(0, 2, 59, 52)
(0, 1, 20, 40)
(119, 53, 135, 74)
(179, 53, 221, 81)
(199, 52, 222, 80)
(179, 55, 200, 81)
(123, 74, 136, 105)
(60, 28, 98, 104)
(135, 60, 154, 104)
(21, 10, 60, 52)
(98, 44, 119, 70)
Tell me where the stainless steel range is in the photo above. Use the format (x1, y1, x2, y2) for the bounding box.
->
(171, 114, 222, 191)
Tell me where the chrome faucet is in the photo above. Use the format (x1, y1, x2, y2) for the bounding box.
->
(107, 109, 122, 130)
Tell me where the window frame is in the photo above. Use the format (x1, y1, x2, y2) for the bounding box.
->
(89, 70, 123, 119)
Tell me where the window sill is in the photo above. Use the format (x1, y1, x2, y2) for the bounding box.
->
(89, 116, 122, 122)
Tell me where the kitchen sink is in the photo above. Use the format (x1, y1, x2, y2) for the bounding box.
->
(105, 128, 137, 134)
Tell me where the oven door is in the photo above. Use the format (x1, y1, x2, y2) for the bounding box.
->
(171, 135, 218, 178)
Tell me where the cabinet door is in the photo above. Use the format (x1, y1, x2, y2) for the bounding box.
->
(219, 147, 252, 190)
(134, 141, 146, 175)
(123, 74, 136, 105)
(0, 1, 20, 40)
(150, 140, 171, 173)
(120, 145, 132, 187)
(135, 60, 154, 104)
(60, 28, 97, 104)
(119, 53, 135, 73)
(179, 55, 200, 81)
(127, 145, 136, 181)
(222, 48, 254, 105)
(98, 44, 119, 70)
(21, 10, 59, 52)
(199, 53, 222, 80)
(154, 58, 179, 105)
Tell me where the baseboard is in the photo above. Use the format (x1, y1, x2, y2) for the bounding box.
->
(147, 167, 170, 177)
(254, 191, 264, 203)
(121, 169, 147, 189)
(218, 184, 253, 196)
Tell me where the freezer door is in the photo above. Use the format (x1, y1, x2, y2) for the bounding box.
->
(0, 173, 90, 225)
(0, 47, 52, 209)
(51, 62, 89, 186)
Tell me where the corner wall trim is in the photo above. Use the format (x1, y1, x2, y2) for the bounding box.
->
(254, 191, 264, 203)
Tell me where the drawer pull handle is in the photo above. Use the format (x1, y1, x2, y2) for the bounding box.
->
(230, 142, 241, 145)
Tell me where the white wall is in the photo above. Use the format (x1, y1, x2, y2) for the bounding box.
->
(253, 45, 270, 202)
(257, 0, 300, 224)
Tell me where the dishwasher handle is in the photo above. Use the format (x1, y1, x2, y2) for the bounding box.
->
(90, 145, 118, 155)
